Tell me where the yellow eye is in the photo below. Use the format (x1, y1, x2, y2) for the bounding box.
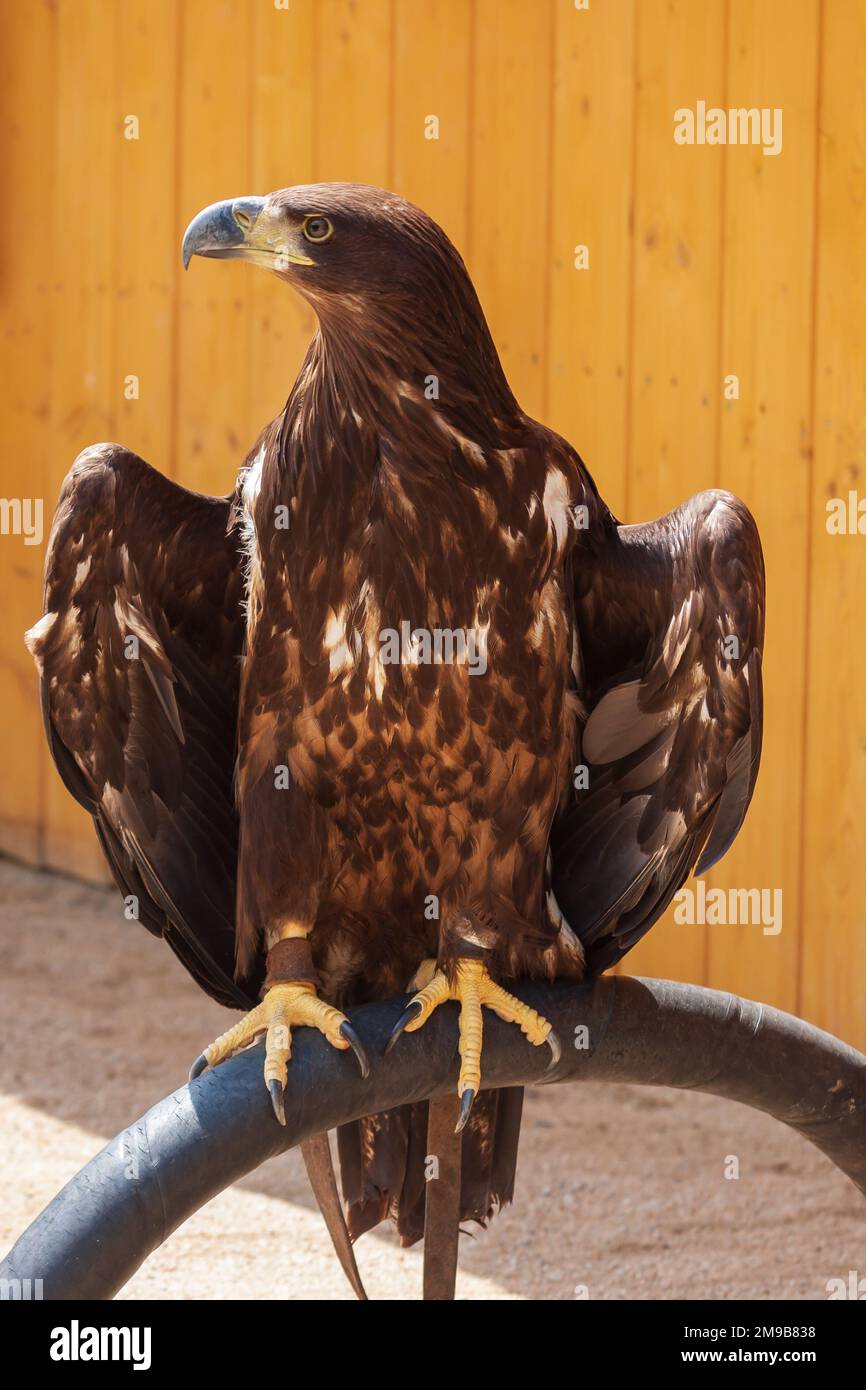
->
(303, 215, 333, 244)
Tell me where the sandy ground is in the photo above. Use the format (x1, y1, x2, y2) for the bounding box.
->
(1, 857, 863, 1302)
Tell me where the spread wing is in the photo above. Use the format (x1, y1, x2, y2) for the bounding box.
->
(551, 488, 765, 975)
(26, 443, 260, 1008)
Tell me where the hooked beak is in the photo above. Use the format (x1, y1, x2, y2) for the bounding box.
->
(181, 197, 315, 271)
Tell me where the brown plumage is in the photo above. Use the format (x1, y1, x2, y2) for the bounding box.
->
(27, 183, 764, 1250)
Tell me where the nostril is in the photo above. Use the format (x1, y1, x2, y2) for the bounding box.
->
(230, 197, 265, 236)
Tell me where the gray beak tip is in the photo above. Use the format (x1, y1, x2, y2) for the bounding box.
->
(180, 196, 265, 272)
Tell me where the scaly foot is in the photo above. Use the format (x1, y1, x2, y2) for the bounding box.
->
(189, 982, 370, 1124)
(386, 958, 560, 1132)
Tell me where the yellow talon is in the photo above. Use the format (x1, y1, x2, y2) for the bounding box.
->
(189, 982, 370, 1124)
(403, 968, 450, 1028)
(391, 958, 558, 1129)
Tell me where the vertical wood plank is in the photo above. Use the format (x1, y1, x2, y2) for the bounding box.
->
(0, 0, 56, 865)
(114, 0, 179, 472)
(469, 0, 555, 421)
(175, 0, 252, 496)
(248, 0, 317, 434)
(706, 0, 819, 1018)
(313, 0, 393, 186)
(43, 0, 120, 878)
(547, 0, 636, 519)
(621, 0, 727, 984)
(392, 0, 473, 251)
(801, 0, 866, 1047)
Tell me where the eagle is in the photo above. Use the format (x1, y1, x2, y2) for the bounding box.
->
(26, 183, 764, 1296)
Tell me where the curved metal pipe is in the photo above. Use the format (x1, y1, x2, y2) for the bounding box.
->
(3, 976, 865, 1299)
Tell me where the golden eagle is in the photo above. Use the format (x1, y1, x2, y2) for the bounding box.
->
(26, 184, 764, 1291)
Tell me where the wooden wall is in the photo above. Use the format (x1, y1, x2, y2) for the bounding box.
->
(1, 0, 863, 1043)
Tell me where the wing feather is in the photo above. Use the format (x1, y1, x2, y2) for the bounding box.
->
(26, 443, 260, 1008)
(552, 488, 765, 974)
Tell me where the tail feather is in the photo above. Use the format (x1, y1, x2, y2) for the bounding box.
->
(337, 1088, 524, 1247)
(299, 1134, 368, 1300)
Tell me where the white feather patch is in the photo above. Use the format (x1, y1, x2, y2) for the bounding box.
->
(542, 467, 572, 551)
(24, 610, 58, 663)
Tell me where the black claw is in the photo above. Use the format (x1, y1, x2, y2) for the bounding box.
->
(340, 1021, 371, 1079)
(455, 1088, 476, 1133)
(545, 1027, 562, 1072)
(188, 1053, 208, 1082)
(384, 999, 422, 1056)
(268, 1079, 286, 1126)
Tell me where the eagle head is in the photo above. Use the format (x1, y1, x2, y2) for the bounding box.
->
(182, 183, 491, 332)
(185, 183, 463, 295)
(181, 182, 516, 416)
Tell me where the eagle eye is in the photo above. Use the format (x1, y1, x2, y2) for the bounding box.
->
(303, 216, 333, 244)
